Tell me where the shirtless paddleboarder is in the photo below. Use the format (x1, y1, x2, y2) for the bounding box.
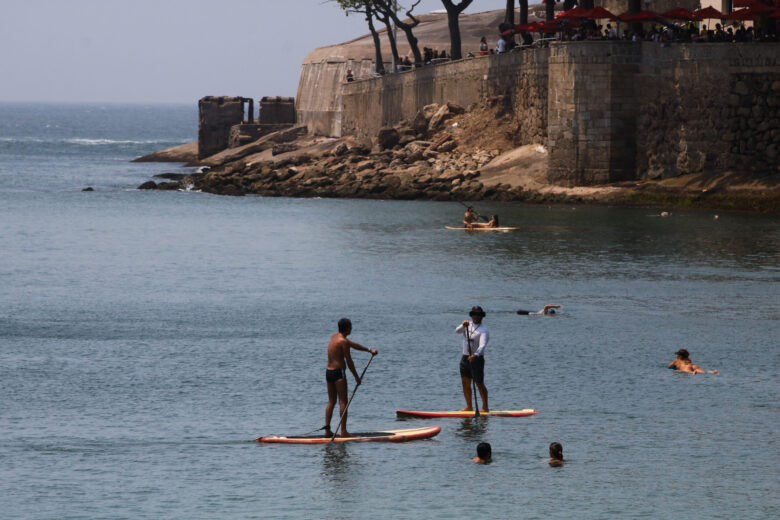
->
(324, 318, 377, 437)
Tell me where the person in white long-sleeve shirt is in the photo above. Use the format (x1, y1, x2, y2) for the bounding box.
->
(455, 306, 489, 412)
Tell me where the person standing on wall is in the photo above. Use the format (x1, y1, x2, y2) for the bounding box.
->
(455, 306, 490, 412)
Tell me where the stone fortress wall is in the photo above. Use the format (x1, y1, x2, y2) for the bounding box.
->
(298, 41, 780, 184)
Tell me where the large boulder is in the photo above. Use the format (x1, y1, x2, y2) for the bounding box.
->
(428, 105, 453, 132)
(377, 127, 400, 150)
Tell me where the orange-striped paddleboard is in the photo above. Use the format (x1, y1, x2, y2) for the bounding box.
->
(396, 409, 537, 418)
(256, 425, 441, 444)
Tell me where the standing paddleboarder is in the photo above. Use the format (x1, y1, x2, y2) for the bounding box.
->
(324, 318, 377, 438)
(455, 306, 490, 413)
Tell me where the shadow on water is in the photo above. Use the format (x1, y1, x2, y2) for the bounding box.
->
(455, 417, 489, 441)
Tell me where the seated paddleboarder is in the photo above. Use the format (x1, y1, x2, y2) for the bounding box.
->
(549, 442, 566, 467)
(325, 318, 377, 438)
(473, 442, 492, 464)
(463, 206, 480, 227)
(668, 349, 718, 374)
(517, 304, 561, 315)
(467, 215, 500, 229)
(463, 206, 499, 229)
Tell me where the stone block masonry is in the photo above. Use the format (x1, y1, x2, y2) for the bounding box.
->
(198, 96, 245, 159)
(311, 42, 780, 185)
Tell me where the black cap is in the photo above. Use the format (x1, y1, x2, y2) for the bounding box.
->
(469, 306, 486, 317)
(675, 349, 689, 358)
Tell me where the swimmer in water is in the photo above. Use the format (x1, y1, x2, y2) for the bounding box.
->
(517, 304, 561, 315)
(549, 442, 566, 467)
(668, 349, 718, 374)
(473, 442, 492, 463)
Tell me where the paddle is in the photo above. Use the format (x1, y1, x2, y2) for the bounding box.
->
(330, 353, 375, 442)
(464, 324, 480, 417)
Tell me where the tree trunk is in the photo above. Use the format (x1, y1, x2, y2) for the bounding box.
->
(580, 0, 594, 9)
(365, 3, 385, 74)
(441, 0, 473, 60)
(376, 0, 423, 65)
(505, 0, 515, 25)
(446, 10, 463, 59)
(520, 0, 528, 25)
(628, 0, 642, 36)
(545, 0, 554, 22)
(377, 11, 400, 68)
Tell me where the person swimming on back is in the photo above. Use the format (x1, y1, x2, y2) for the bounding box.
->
(668, 349, 718, 374)
(473, 442, 492, 463)
(549, 442, 566, 466)
(517, 304, 561, 315)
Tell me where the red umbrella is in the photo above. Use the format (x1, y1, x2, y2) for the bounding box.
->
(539, 20, 564, 33)
(724, 3, 777, 19)
(772, 9, 780, 18)
(515, 22, 543, 32)
(742, 2, 778, 13)
(557, 7, 589, 19)
(661, 8, 698, 21)
(722, 9, 757, 20)
(692, 6, 724, 19)
(583, 6, 617, 20)
(618, 10, 664, 23)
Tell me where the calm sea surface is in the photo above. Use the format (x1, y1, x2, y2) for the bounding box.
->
(1, 103, 778, 519)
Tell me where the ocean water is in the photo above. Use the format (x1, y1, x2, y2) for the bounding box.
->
(0, 103, 778, 519)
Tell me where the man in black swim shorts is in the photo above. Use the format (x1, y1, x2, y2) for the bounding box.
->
(324, 318, 377, 437)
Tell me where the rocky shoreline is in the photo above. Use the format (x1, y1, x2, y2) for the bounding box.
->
(135, 101, 780, 214)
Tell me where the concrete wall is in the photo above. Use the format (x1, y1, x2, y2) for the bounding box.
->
(298, 42, 780, 184)
(340, 50, 549, 146)
(295, 57, 377, 137)
(635, 44, 780, 178)
(198, 96, 245, 159)
(547, 42, 642, 185)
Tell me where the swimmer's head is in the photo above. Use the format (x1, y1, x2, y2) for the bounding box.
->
(547, 309, 556, 315)
(338, 318, 352, 334)
(477, 442, 492, 460)
(675, 349, 689, 360)
(549, 442, 563, 460)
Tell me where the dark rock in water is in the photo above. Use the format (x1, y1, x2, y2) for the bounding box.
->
(156, 181, 180, 190)
(154, 172, 187, 181)
(138, 181, 158, 190)
(82, 187, 94, 191)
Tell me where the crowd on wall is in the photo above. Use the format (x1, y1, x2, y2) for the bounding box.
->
(345, 6, 779, 82)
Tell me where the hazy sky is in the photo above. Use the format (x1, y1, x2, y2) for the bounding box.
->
(1, 0, 512, 104)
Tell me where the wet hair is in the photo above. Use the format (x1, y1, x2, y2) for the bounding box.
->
(676, 349, 690, 360)
(477, 442, 492, 459)
(492, 215, 499, 227)
(549, 442, 563, 460)
(547, 309, 556, 315)
(338, 318, 352, 333)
